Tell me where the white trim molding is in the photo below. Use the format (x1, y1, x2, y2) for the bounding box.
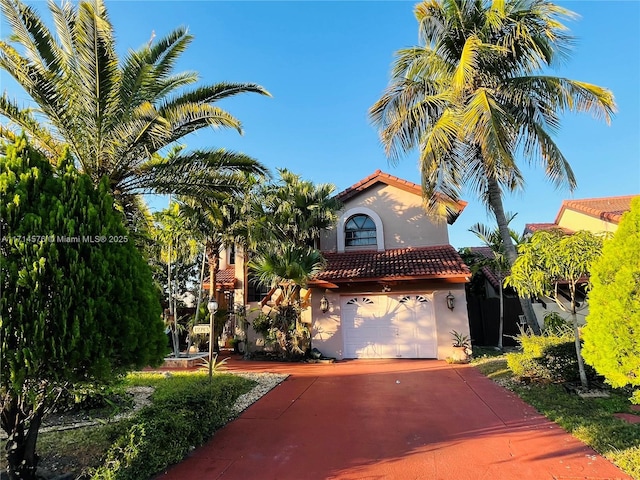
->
(337, 207, 385, 253)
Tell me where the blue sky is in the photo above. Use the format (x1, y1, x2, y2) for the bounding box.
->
(2, 1, 639, 249)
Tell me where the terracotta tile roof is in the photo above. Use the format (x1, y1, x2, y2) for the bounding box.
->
(336, 170, 468, 224)
(524, 223, 574, 235)
(555, 195, 638, 225)
(467, 247, 503, 290)
(203, 267, 236, 291)
(312, 245, 470, 284)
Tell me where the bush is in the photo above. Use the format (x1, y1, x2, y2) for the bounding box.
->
(90, 373, 254, 480)
(539, 342, 598, 383)
(507, 328, 597, 383)
(543, 312, 570, 334)
(52, 381, 133, 414)
(252, 313, 272, 336)
(582, 197, 640, 399)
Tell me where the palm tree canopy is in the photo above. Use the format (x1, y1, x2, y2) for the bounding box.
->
(250, 169, 342, 248)
(370, 0, 616, 220)
(0, 0, 270, 226)
(248, 245, 326, 290)
(468, 212, 522, 272)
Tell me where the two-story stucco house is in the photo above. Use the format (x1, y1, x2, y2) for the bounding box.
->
(305, 170, 471, 360)
(213, 170, 472, 360)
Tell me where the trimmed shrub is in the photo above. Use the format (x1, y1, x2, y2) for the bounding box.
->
(582, 197, 640, 399)
(507, 328, 596, 383)
(90, 373, 254, 480)
(539, 342, 598, 383)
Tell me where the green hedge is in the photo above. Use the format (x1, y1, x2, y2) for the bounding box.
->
(89, 373, 254, 480)
(507, 329, 597, 383)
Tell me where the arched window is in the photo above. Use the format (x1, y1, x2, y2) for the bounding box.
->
(345, 214, 377, 247)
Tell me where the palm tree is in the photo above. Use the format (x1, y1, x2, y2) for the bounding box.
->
(242, 171, 340, 357)
(369, 0, 616, 333)
(0, 0, 269, 229)
(248, 245, 326, 356)
(468, 213, 523, 349)
(259, 169, 342, 249)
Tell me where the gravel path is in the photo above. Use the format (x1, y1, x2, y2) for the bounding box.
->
(229, 372, 289, 414)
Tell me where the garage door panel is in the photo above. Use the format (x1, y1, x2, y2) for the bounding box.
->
(342, 294, 436, 359)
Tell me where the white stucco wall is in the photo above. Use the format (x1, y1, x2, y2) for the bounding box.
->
(311, 284, 470, 360)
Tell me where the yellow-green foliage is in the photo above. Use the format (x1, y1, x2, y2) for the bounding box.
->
(582, 197, 640, 397)
(507, 328, 573, 381)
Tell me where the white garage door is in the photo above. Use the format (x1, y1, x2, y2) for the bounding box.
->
(341, 294, 436, 358)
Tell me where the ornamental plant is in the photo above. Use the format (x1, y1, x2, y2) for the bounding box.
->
(0, 138, 167, 480)
(505, 230, 604, 388)
(582, 197, 640, 402)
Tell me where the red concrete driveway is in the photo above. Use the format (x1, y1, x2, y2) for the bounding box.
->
(157, 359, 631, 480)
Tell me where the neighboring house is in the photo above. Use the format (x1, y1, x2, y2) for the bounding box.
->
(464, 195, 638, 342)
(307, 170, 471, 360)
(525, 195, 637, 236)
(525, 195, 638, 326)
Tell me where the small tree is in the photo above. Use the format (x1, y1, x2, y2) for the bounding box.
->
(153, 201, 200, 357)
(505, 230, 604, 388)
(0, 139, 167, 480)
(582, 197, 640, 402)
(248, 245, 325, 357)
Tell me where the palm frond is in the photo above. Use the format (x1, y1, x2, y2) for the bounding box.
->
(165, 82, 271, 109)
(121, 148, 269, 197)
(0, 93, 65, 158)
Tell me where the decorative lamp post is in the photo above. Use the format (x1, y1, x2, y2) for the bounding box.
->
(207, 299, 218, 381)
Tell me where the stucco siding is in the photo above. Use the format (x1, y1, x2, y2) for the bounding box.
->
(320, 183, 449, 252)
(311, 284, 469, 360)
(557, 210, 618, 234)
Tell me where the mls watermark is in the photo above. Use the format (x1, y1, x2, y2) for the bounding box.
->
(1, 235, 129, 244)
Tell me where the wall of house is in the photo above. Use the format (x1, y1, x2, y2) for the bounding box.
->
(311, 283, 470, 360)
(320, 184, 450, 252)
(557, 210, 618, 235)
(532, 299, 588, 328)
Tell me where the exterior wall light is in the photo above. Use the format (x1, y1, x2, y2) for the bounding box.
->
(446, 291, 455, 310)
(320, 295, 329, 313)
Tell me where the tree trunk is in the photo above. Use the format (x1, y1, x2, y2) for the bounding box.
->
(207, 239, 220, 366)
(187, 247, 207, 355)
(569, 283, 589, 388)
(3, 399, 44, 480)
(573, 314, 589, 388)
(167, 242, 180, 358)
(486, 177, 541, 334)
(498, 278, 504, 350)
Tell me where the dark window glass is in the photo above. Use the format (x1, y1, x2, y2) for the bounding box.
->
(247, 275, 270, 302)
(345, 214, 377, 247)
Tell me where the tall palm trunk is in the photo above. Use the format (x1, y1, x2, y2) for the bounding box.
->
(185, 249, 207, 356)
(487, 176, 541, 334)
(498, 274, 504, 350)
(167, 242, 180, 357)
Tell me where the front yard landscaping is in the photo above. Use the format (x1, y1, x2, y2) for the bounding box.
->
(0, 372, 261, 480)
(473, 351, 640, 480)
